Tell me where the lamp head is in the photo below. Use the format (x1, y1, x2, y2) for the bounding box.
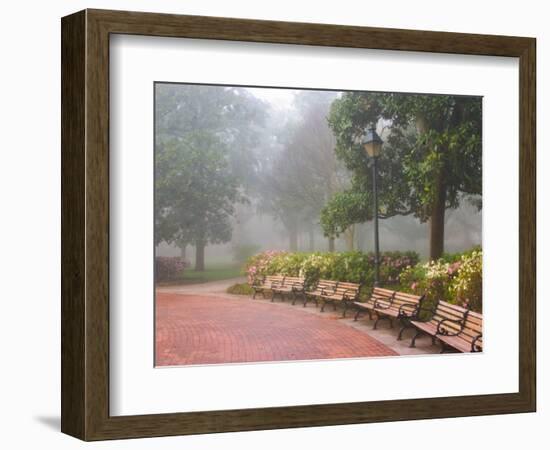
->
(362, 126, 383, 157)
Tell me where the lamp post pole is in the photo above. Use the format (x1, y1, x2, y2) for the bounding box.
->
(362, 125, 383, 287)
(372, 153, 380, 286)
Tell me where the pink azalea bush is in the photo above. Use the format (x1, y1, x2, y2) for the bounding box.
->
(399, 247, 482, 312)
(244, 250, 286, 283)
(244, 250, 419, 287)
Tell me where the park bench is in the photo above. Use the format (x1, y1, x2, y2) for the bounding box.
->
(319, 281, 361, 316)
(251, 275, 285, 299)
(353, 288, 424, 339)
(352, 287, 396, 321)
(409, 300, 471, 349)
(303, 280, 339, 308)
(270, 276, 306, 303)
(437, 309, 483, 353)
(372, 291, 426, 338)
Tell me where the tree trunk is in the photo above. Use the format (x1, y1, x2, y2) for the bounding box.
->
(195, 240, 205, 271)
(344, 225, 355, 251)
(308, 228, 315, 252)
(416, 113, 447, 261)
(429, 173, 447, 260)
(289, 229, 298, 252)
(328, 237, 335, 252)
(179, 245, 187, 260)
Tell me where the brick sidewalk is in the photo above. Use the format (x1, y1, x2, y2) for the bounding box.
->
(155, 292, 397, 366)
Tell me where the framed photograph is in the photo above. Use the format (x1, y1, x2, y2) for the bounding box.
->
(61, 9, 536, 441)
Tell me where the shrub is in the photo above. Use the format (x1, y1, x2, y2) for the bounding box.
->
(226, 283, 254, 295)
(243, 250, 287, 283)
(155, 256, 187, 282)
(244, 250, 419, 288)
(449, 249, 482, 312)
(399, 247, 482, 312)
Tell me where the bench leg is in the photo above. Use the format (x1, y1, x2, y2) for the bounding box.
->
(342, 302, 348, 318)
(332, 301, 337, 311)
(354, 308, 362, 321)
(373, 315, 392, 330)
(397, 317, 412, 341)
(320, 300, 326, 312)
(252, 289, 257, 299)
(410, 330, 423, 348)
(397, 324, 410, 341)
(303, 295, 309, 307)
(431, 335, 436, 346)
(439, 341, 458, 353)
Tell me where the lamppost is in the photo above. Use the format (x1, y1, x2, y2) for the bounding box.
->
(362, 126, 383, 286)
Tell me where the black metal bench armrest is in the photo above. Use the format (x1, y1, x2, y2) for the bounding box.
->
(398, 302, 419, 317)
(436, 318, 465, 336)
(374, 292, 396, 309)
(342, 288, 359, 300)
(411, 306, 436, 322)
(251, 276, 265, 287)
(374, 300, 391, 310)
(304, 282, 318, 293)
(471, 333, 483, 352)
(321, 286, 337, 296)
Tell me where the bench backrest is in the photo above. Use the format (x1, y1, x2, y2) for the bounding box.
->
(429, 300, 469, 333)
(458, 310, 483, 351)
(263, 275, 285, 285)
(331, 281, 361, 299)
(370, 287, 395, 306)
(371, 288, 423, 311)
(282, 276, 305, 286)
(393, 291, 424, 308)
(314, 279, 339, 292)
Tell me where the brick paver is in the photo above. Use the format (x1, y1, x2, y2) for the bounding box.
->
(155, 293, 397, 366)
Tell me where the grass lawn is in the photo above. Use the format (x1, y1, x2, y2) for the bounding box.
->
(178, 263, 243, 284)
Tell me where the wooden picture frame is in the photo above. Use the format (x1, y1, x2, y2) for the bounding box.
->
(61, 8, 536, 441)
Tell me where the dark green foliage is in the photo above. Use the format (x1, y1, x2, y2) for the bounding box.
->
(226, 283, 255, 295)
(324, 91, 482, 257)
(155, 84, 267, 268)
(155, 257, 187, 282)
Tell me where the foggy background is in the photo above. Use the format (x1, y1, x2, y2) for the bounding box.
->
(155, 84, 481, 266)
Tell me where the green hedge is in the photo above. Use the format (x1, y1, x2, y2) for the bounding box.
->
(244, 250, 419, 288)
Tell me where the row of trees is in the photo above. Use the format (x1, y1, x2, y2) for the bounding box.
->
(155, 84, 482, 271)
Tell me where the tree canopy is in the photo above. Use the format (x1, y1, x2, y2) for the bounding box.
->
(325, 91, 482, 259)
(155, 84, 266, 270)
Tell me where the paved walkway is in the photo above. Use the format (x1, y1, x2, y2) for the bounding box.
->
(156, 278, 439, 367)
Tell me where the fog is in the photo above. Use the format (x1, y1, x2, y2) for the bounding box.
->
(155, 84, 482, 267)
